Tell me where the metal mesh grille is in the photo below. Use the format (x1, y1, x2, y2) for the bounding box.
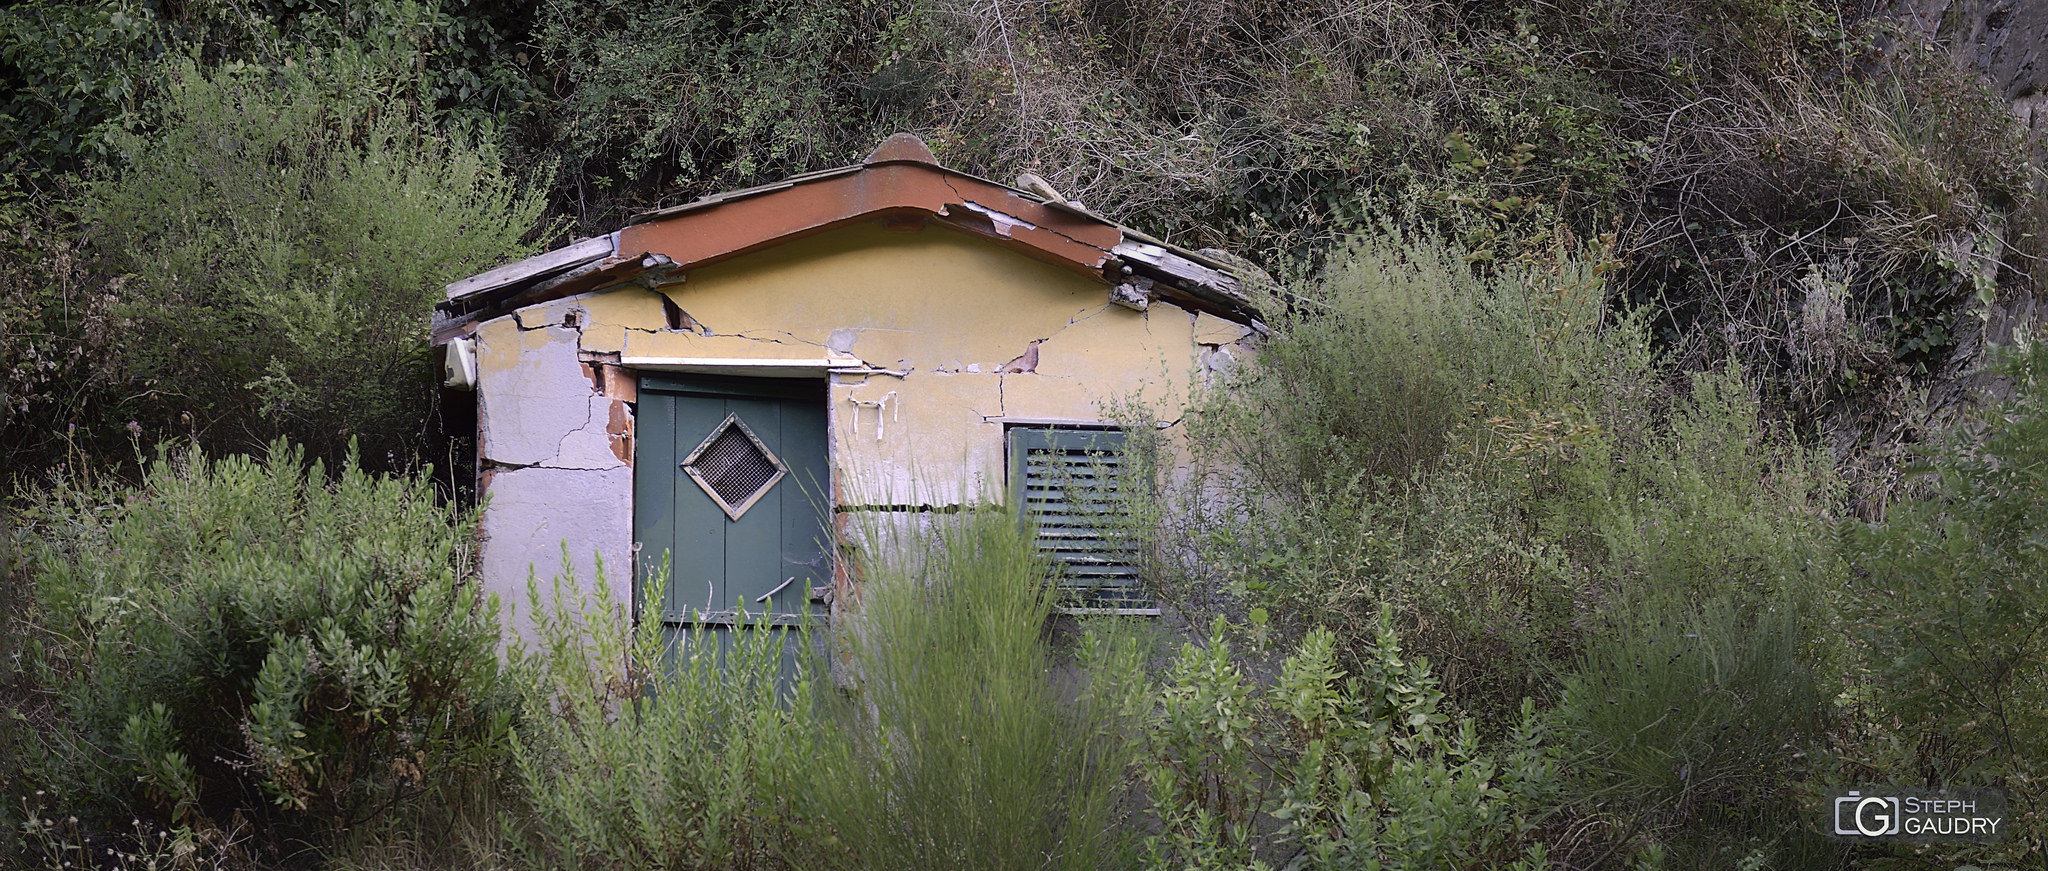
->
(683, 416, 785, 518)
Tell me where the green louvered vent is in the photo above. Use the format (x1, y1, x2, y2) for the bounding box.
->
(1011, 428, 1152, 612)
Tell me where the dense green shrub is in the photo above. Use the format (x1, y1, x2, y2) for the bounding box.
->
(1548, 364, 1845, 609)
(19, 441, 509, 861)
(1154, 230, 1854, 866)
(811, 508, 1138, 871)
(1186, 232, 1583, 502)
(531, 0, 895, 223)
(1134, 613, 1556, 870)
(0, 0, 156, 180)
(1538, 367, 1845, 866)
(506, 557, 821, 871)
(1175, 233, 1629, 714)
(0, 0, 537, 181)
(1844, 339, 2048, 863)
(80, 50, 543, 464)
(1555, 593, 1829, 866)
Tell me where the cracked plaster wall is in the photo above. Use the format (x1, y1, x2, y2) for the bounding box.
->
(471, 219, 1253, 635)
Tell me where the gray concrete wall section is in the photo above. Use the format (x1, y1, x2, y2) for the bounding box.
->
(476, 301, 635, 638)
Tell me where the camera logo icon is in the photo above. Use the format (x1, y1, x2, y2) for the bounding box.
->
(1835, 791, 1902, 837)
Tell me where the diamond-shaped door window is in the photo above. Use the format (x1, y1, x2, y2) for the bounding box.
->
(681, 413, 789, 520)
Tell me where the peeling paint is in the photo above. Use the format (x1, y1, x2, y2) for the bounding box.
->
(950, 200, 1040, 237)
(607, 365, 637, 401)
(998, 340, 1040, 374)
(466, 219, 1256, 635)
(847, 391, 898, 441)
(607, 400, 634, 466)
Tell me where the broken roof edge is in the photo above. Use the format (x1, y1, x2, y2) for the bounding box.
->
(432, 252, 674, 345)
(435, 133, 1269, 339)
(444, 232, 617, 303)
(619, 164, 1265, 318)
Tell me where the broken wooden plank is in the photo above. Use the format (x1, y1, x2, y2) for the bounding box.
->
(1111, 241, 1244, 297)
(444, 234, 615, 301)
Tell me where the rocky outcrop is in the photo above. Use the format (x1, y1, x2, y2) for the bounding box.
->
(1890, 0, 2048, 170)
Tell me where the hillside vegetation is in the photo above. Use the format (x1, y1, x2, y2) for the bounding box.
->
(2, 1, 2044, 869)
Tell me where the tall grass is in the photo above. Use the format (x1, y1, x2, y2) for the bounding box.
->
(810, 508, 1138, 871)
(507, 557, 820, 871)
(500, 506, 1142, 871)
(1555, 593, 1829, 864)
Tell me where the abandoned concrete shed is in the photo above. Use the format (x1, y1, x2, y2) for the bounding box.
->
(433, 133, 1263, 633)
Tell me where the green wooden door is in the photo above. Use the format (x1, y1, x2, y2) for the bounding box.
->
(634, 374, 829, 642)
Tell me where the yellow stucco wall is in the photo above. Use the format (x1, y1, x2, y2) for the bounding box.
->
(598, 220, 1234, 501)
(470, 218, 1252, 622)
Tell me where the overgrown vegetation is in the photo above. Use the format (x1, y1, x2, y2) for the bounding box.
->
(814, 509, 1138, 871)
(1130, 613, 1557, 870)
(1841, 339, 2048, 865)
(1145, 232, 1853, 865)
(507, 560, 819, 870)
(3, 0, 2045, 869)
(3, 0, 2041, 484)
(12, 442, 509, 866)
(79, 54, 544, 463)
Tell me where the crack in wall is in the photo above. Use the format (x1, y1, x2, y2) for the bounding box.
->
(482, 458, 622, 474)
(551, 397, 602, 465)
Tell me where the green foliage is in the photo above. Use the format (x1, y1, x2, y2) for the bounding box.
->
(1177, 233, 1628, 716)
(507, 557, 818, 871)
(0, 503, 31, 864)
(1192, 233, 1551, 500)
(1551, 363, 1846, 608)
(0, 0, 156, 180)
(81, 51, 544, 462)
(20, 441, 508, 858)
(1555, 594, 1828, 862)
(1157, 230, 1851, 865)
(530, 0, 893, 226)
(812, 508, 1137, 871)
(1845, 339, 2048, 861)
(1141, 619, 1262, 869)
(0, 0, 538, 181)
(1135, 614, 1557, 870)
(506, 508, 1144, 871)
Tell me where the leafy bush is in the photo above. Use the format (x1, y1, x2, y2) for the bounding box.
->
(532, 0, 891, 224)
(1136, 613, 1557, 870)
(1549, 364, 1845, 609)
(1175, 233, 1628, 717)
(1844, 339, 2048, 862)
(508, 556, 818, 871)
(811, 508, 1138, 871)
(0, 0, 537, 181)
(1188, 231, 1616, 503)
(1537, 367, 1844, 866)
(1555, 593, 1828, 864)
(20, 441, 509, 860)
(80, 50, 543, 464)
